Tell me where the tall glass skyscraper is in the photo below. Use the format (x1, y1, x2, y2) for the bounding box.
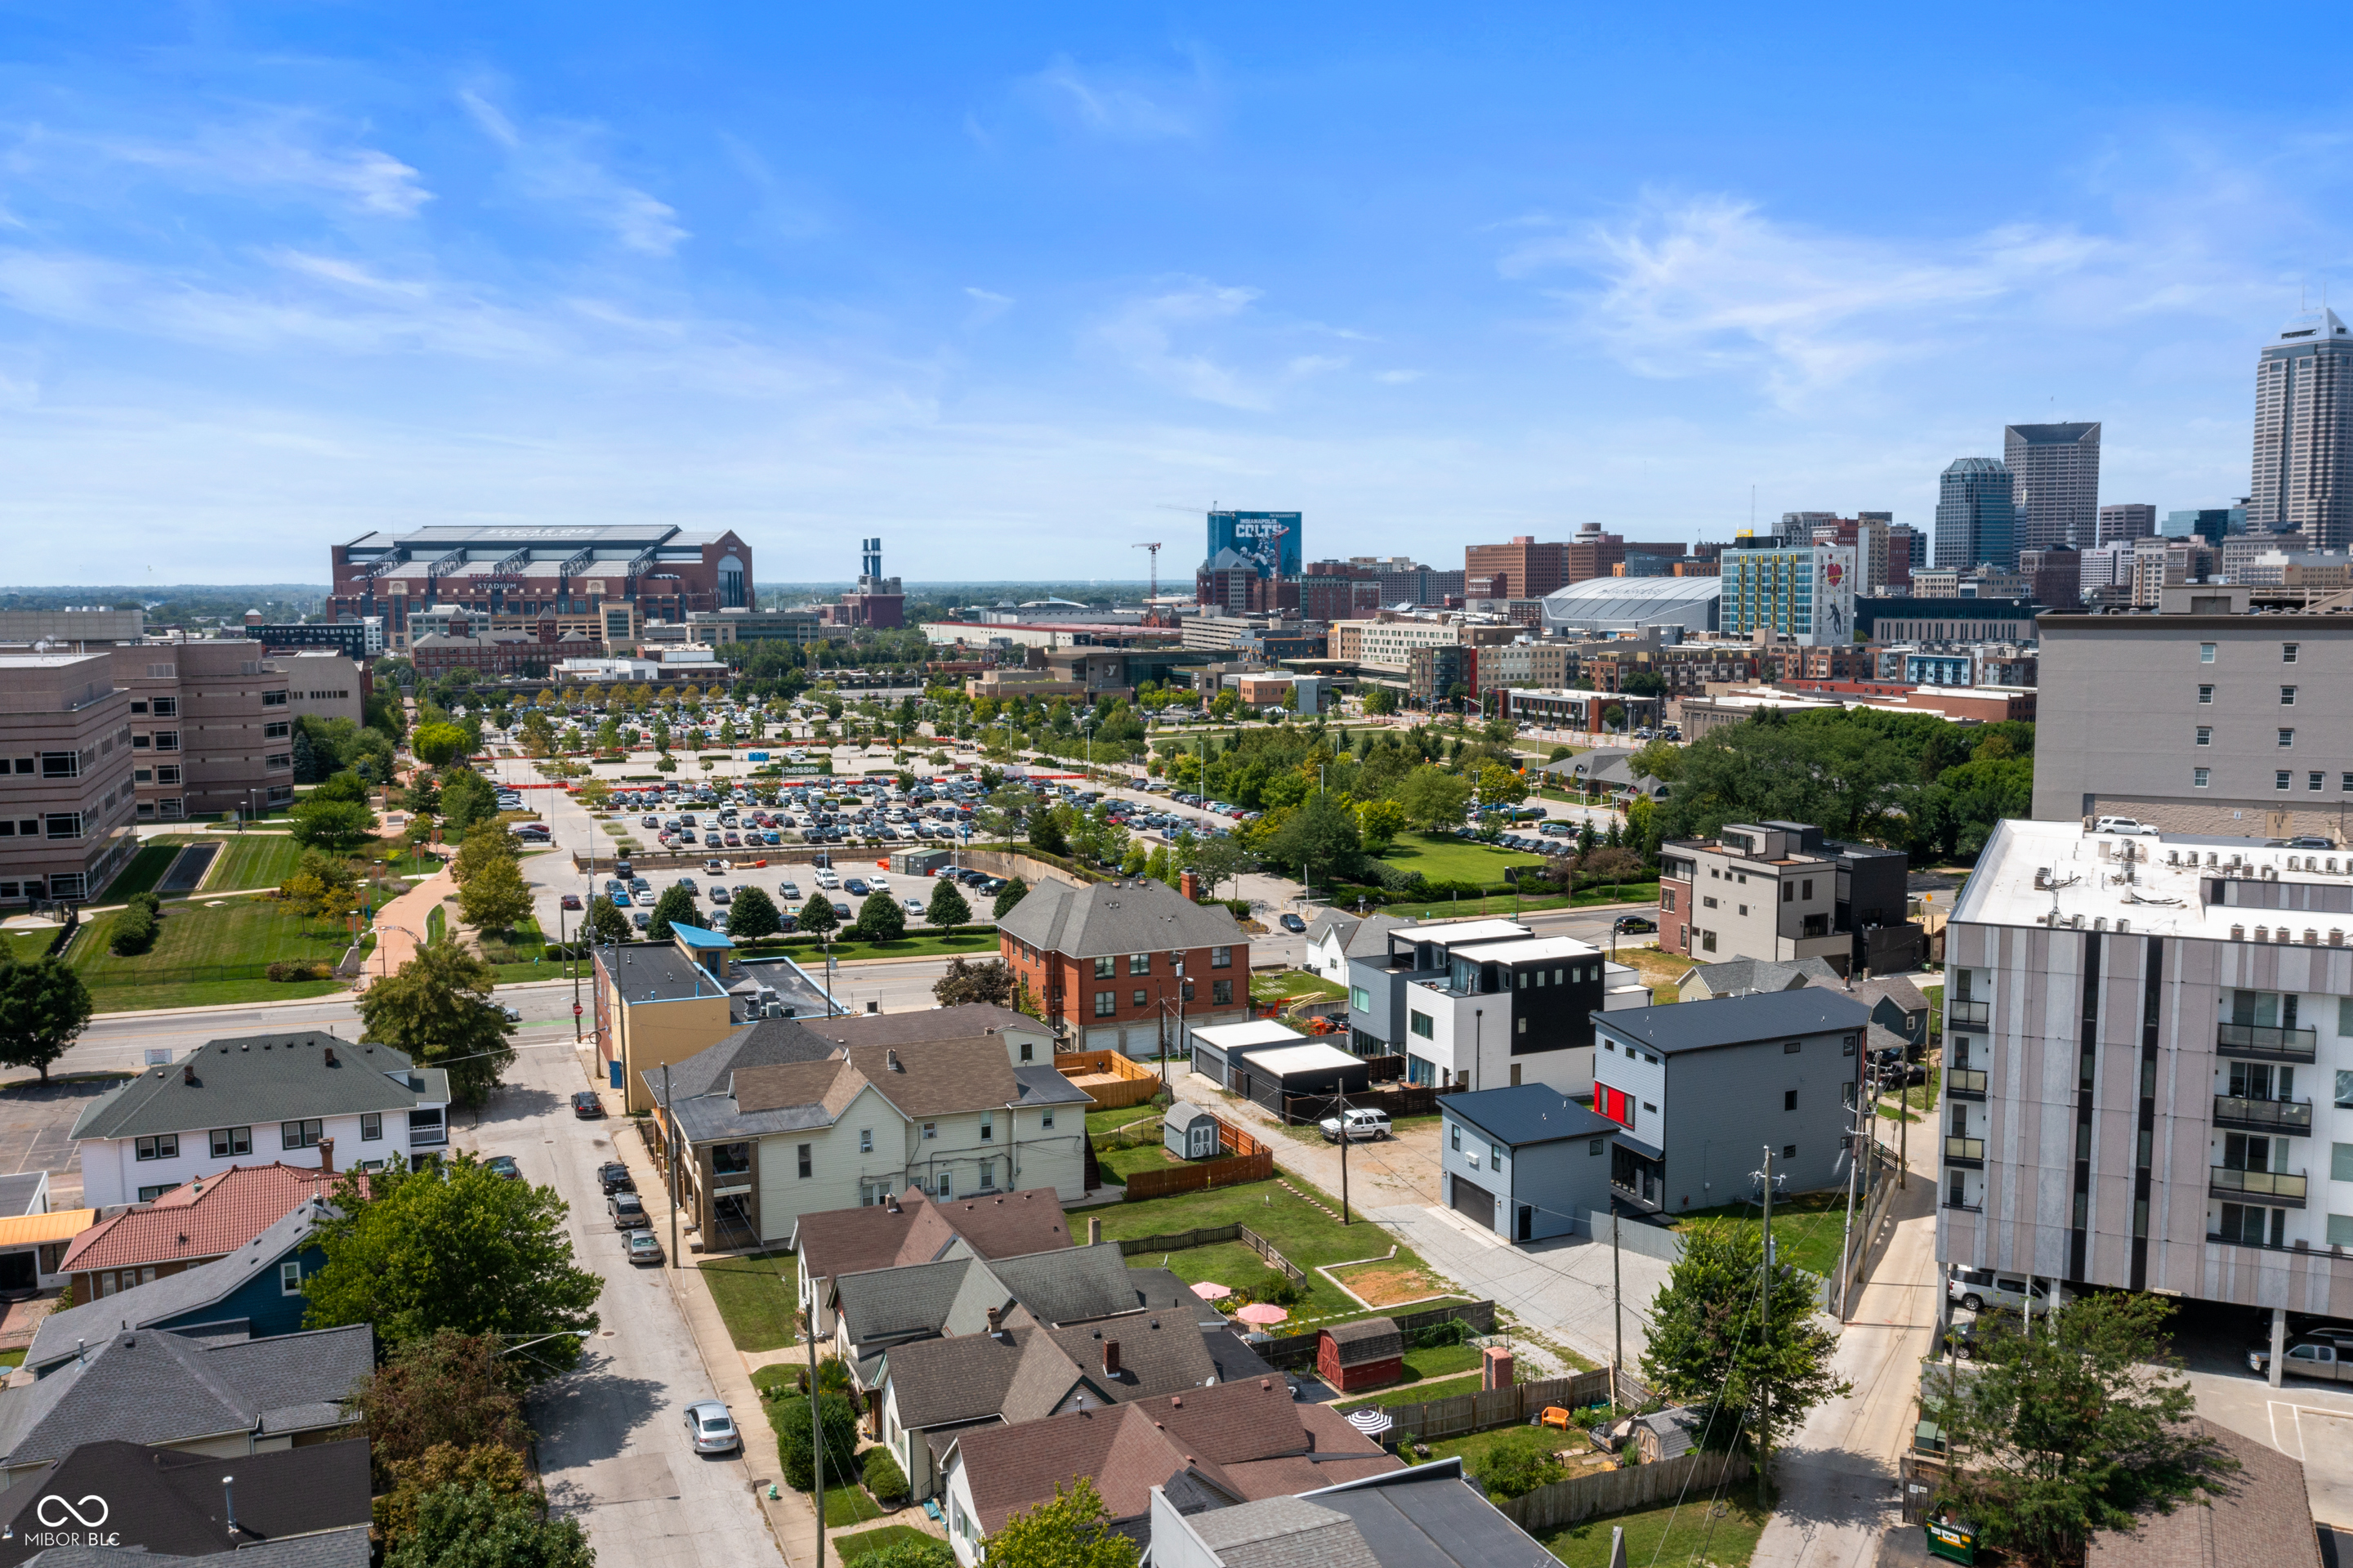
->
(2251, 307, 2353, 551)
(1935, 458, 2017, 571)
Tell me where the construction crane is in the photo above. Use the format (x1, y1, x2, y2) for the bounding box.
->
(1132, 542, 1163, 602)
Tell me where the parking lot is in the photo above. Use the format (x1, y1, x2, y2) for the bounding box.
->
(0, 1076, 125, 1209)
(2163, 1297, 2353, 1528)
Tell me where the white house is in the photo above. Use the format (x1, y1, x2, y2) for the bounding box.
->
(1301, 909, 1414, 987)
(70, 1032, 450, 1208)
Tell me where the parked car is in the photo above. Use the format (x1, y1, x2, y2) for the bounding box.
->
(684, 1399, 742, 1454)
(1278, 913, 1306, 933)
(1319, 1107, 1391, 1142)
(710, 886, 733, 905)
(2092, 815, 2159, 837)
(902, 897, 926, 914)
(833, 901, 853, 920)
(2248, 1337, 2353, 1383)
(609, 1191, 650, 1229)
(571, 1091, 605, 1119)
(484, 1155, 522, 1181)
(1943, 1307, 2022, 1361)
(844, 878, 870, 896)
(1948, 1266, 2069, 1315)
(625, 1231, 664, 1267)
(597, 1161, 634, 1195)
(560, 893, 583, 911)
(779, 882, 802, 900)
(632, 911, 651, 930)
(1614, 914, 1658, 934)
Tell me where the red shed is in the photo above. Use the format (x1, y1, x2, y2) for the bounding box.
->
(1316, 1316, 1405, 1393)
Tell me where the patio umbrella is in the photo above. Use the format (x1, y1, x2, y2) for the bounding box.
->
(1191, 1282, 1233, 1300)
(1344, 1407, 1393, 1436)
(1235, 1302, 1289, 1325)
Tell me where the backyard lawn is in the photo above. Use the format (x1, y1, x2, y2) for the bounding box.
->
(701, 1249, 800, 1354)
(1249, 970, 1346, 1003)
(1127, 1236, 1357, 1321)
(69, 898, 350, 1011)
(1333, 1370, 1485, 1409)
(1374, 832, 1548, 886)
(1540, 1493, 1770, 1568)
(834, 1526, 936, 1561)
(1670, 1189, 1853, 1280)
(1087, 1102, 1163, 1137)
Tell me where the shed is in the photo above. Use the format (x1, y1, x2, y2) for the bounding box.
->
(1316, 1316, 1405, 1394)
(1164, 1103, 1221, 1161)
(1631, 1405, 1705, 1463)
(1187, 1020, 1306, 1089)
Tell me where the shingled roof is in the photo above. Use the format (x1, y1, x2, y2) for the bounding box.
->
(1323, 1317, 1403, 1366)
(791, 1186, 1070, 1293)
(58, 1164, 364, 1279)
(884, 1313, 1217, 1434)
(831, 1243, 1181, 1356)
(0, 1438, 371, 1568)
(995, 878, 1242, 959)
(69, 1035, 444, 1142)
(797, 1004, 1049, 1048)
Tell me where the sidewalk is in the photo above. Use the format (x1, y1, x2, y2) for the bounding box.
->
(361, 864, 457, 989)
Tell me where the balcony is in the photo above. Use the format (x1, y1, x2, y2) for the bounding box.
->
(2212, 1095, 2314, 1136)
(1946, 998, 1989, 1028)
(1941, 1197, 1982, 1213)
(1946, 1068, 1988, 1101)
(1944, 1136, 1985, 1168)
(2209, 1166, 2307, 1206)
(2216, 1021, 2318, 1062)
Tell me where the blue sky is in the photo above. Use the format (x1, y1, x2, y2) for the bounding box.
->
(1, 2, 2346, 583)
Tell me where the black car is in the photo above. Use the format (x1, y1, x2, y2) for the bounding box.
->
(1278, 913, 1306, 933)
(1614, 914, 1658, 934)
(598, 1161, 635, 1195)
(484, 1155, 522, 1182)
(571, 1091, 605, 1119)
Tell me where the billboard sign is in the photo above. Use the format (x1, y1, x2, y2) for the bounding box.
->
(1206, 511, 1302, 580)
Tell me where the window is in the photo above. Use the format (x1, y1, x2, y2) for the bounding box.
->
(156, 766, 179, 784)
(38, 752, 78, 779)
(2285, 642, 2301, 663)
(938, 1170, 953, 1199)
(150, 697, 176, 717)
(980, 1116, 993, 1142)
(2313, 773, 2326, 793)
(2200, 642, 2217, 663)
(262, 689, 288, 707)
(136, 1186, 176, 1204)
(1591, 1138, 1604, 1155)
(282, 1119, 322, 1149)
(1783, 1040, 1802, 1054)
(1700, 929, 1716, 953)
(2280, 729, 2296, 748)
(1783, 1144, 1797, 1160)
(1132, 989, 1147, 1009)
(1212, 979, 1233, 1005)
(922, 1122, 936, 1140)
(135, 1134, 179, 1161)
(1490, 1142, 1504, 1167)
(980, 1160, 996, 1190)
(263, 721, 291, 740)
(1784, 1090, 1798, 1111)
(1042, 1109, 1055, 1129)
(2194, 768, 2212, 788)
(359, 1112, 382, 1141)
(1450, 1124, 1461, 1150)
(1128, 953, 1150, 975)
(266, 753, 292, 771)
(2199, 685, 2214, 704)
(1094, 955, 1115, 979)
(2195, 727, 2211, 746)
(280, 1261, 301, 1296)
(1410, 1011, 1435, 1039)
(1094, 990, 1116, 1017)
(2334, 1144, 2353, 1184)
(2278, 771, 2293, 791)
(858, 1128, 873, 1153)
(1210, 946, 1232, 968)
(1703, 896, 1718, 909)
(797, 1143, 812, 1178)
(1783, 882, 1794, 904)
(208, 1126, 251, 1159)
(153, 731, 179, 752)
(2331, 1214, 2353, 1248)
(1351, 985, 1372, 1011)
(43, 813, 82, 840)
(129, 699, 148, 715)
(1019, 1041, 1034, 1063)
(133, 768, 153, 784)
(2283, 686, 2299, 705)
(1662, 890, 1676, 912)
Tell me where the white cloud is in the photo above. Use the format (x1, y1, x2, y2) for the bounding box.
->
(458, 87, 686, 257)
(18, 118, 431, 217)
(963, 286, 1013, 328)
(1374, 369, 1422, 384)
(1022, 53, 1208, 140)
(1091, 280, 1269, 408)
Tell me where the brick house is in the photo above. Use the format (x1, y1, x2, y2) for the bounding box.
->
(996, 878, 1250, 1054)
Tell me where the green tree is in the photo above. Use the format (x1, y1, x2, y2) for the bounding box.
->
(726, 884, 783, 940)
(927, 878, 972, 932)
(1028, 805, 1070, 856)
(796, 893, 840, 936)
(291, 726, 323, 784)
(584, 896, 630, 945)
(377, 1444, 539, 1546)
(773, 1387, 860, 1492)
(288, 797, 377, 851)
(1183, 833, 1250, 900)
(1641, 1219, 1848, 1503)
(1469, 1427, 1566, 1499)
(0, 949, 95, 1083)
(458, 855, 534, 934)
(438, 770, 502, 836)
(1261, 792, 1364, 883)
(385, 1482, 593, 1568)
(1391, 765, 1472, 832)
(348, 1332, 533, 1477)
(992, 877, 1029, 918)
(306, 1159, 602, 1376)
(1360, 686, 1397, 716)
(354, 943, 516, 1109)
(1355, 797, 1408, 852)
(109, 902, 159, 956)
(648, 883, 699, 940)
(413, 722, 470, 767)
(932, 955, 1016, 1007)
(985, 1476, 1137, 1568)
(280, 850, 360, 919)
(854, 889, 906, 942)
(1475, 762, 1529, 806)
(1933, 1293, 2233, 1566)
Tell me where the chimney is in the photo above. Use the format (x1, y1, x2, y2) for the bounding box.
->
(324, 1046, 338, 1066)
(985, 1307, 1002, 1334)
(1087, 1217, 1102, 1245)
(181, 1063, 194, 1086)
(318, 1137, 335, 1174)
(1103, 1340, 1122, 1377)
(886, 1048, 902, 1072)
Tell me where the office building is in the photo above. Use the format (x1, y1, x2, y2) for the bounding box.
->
(1468, 641, 1573, 700)
(0, 652, 137, 905)
(2007, 422, 2103, 553)
(2097, 503, 2157, 546)
(1935, 458, 2019, 571)
(2017, 547, 2082, 610)
(1405, 643, 1477, 708)
(1465, 536, 1570, 601)
(1939, 817, 2353, 1330)
(240, 620, 379, 660)
(1564, 522, 1627, 584)
(109, 641, 297, 824)
(2252, 307, 2353, 551)
(1719, 543, 1857, 647)
(1855, 596, 2040, 645)
(685, 607, 826, 647)
(1882, 521, 1926, 592)
(2164, 507, 2245, 545)
(330, 524, 751, 651)
(1204, 511, 1302, 580)
(0, 608, 148, 646)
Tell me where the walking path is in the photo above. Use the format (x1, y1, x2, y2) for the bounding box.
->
(360, 864, 458, 988)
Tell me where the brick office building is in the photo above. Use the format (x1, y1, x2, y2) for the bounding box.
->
(0, 652, 138, 905)
(996, 878, 1250, 1056)
(109, 641, 297, 824)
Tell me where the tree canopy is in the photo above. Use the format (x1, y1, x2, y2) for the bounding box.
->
(726, 884, 783, 939)
(0, 948, 93, 1083)
(354, 941, 515, 1109)
(288, 797, 377, 851)
(985, 1476, 1137, 1568)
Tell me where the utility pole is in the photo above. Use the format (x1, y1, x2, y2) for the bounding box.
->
(1836, 1104, 1861, 1320)
(664, 1062, 679, 1269)
(1898, 1065, 1909, 1190)
(809, 1280, 826, 1568)
(1610, 1210, 1624, 1416)
(1756, 1144, 1776, 1508)
(1337, 1084, 1350, 1226)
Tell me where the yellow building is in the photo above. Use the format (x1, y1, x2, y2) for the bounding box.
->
(592, 929, 742, 1114)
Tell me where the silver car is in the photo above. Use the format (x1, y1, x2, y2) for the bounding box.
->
(685, 1399, 741, 1454)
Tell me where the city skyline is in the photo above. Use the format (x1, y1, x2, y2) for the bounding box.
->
(0, 6, 2346, 583)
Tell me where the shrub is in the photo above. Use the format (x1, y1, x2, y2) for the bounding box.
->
(266, 960, 334, 982)
(1222, 898, 1252, 921)
(861, 1445, 909, 1502)
(109, 905, 158, 957)
(1468, 1428, 1565, 1499)
(127, 891, 162, 917)
(770, 1389, 859, 1492)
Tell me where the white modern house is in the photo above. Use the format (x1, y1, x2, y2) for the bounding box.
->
(71, 1032, 450, 1208)
(1396, 933, 1650, 1096)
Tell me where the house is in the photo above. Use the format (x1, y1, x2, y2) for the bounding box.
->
(1346, 919, 1648, 1094)
(1302, 910, 1413, 987)
(1592, 989, 1873, 1213)
(0, 1437, 373, 1568)
(0, 1324, 372, 1476)
(1165, 1104, 1221, 1160)
(1438, 1085, 1619, 1243)
(877, 1310, 1222, 1499)
(1657, 820, 1924, 977)
(1315, 1319, 1404, 1393)
(1147, 1461, 1557, 1568)
(792, 1186, 1074, 1338)
(1675, 961, 1931, 1053)
(68, 1034, 448, 1208)
(56, 1162, 359, 1303)
(938, 1375, 1400, 1565)
(797, 1003, 1057, 1066)
(27, 1197, 344, 1371)
(2086, 1418, 2323, 1568)
(997, 878, 1250, 1053)
(648, 1029, 1094, 1250)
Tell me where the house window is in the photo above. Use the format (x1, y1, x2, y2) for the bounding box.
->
(1128, 953, 1150, 975)
(2278, 771, 2293, 791)
(980, 1160, 996, 1190)
(980, 1117, 993, 1142)
(1094, 956, 1115, 979)
(1784, 1090, 1798, 1110)
(1784, 1040, 1802, 1054)
(1783, 1144, 1797, 1160)
(136, 1186, 176, 1204)
(1490, 1142, 1503, 1167)
(1662, 890, 1676, 913)
(922, 1122, 937, 1140)
(2198, 684, 2214, 704)
(1351, 985, 1372, 1011)
(1783, 882, 1793, 904)
(2194, 768, 2211, 788)
(859, 1128, 873, 1153)
(2280, 729, 2296, 748)
(1094, 990, 1116, 1017)
(2196, 727, 2211, 746)
(1212, 979, 1232, 1005)
(280, 1261, 301, 1296)
(1210, 946, 1232, 968)
(1132, 989, 1147, 1010)
(282, 1119, 322, 1149)
(1590, 1138, 1604, 1155)
(1450, 1125, 1461, 1150)
(797, 1144, 813, 1178)
(1019, 1042, 1034, 1063)
(208, 1126, 252, 1158)
(2284, 642, 2301, 663)
(1042, 1109, 1055, 1129)
(135, 1134, 180, 1161)
(360, 1113, 382, 1141)
(2313, 773, 2326, 792)
(1410, 1011, 1434, 1039)
(938, 1170, 953, 1199)
(2283, 686, 2298, 705)
(2200, 643, 2217, 663)
(1700, 930, 1717, 953)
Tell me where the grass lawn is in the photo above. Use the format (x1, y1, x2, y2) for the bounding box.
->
(1375, 832, 1548, 886)
(1540, 1492, 1772, 1568)
(1132, 1238, 1357, 1321)
(1672, 1189, 1851, 1280)
(70, 898, 350, 1012)
(823, 1484, 887, 1529)
(202, 833, 308, 892)
(99, 843, 182, 902)
(1249, 970, 1346, 1002)
(1398, 1341, 1485, 1382)
(0, 1348, 25, 1369)
(834, 1526, 937, 1561)
(744, 930, 1001, 965)
(2, 930, 55, 964)
(1087, 1102, 1163, 1137)
(702, 1250, 800, 1353)
(426, 904, 447, 945)
(1610, 945, 1690, 1003)
(1879, 1062, 1940, 1124)
(1334, 1370, 1486, 1409)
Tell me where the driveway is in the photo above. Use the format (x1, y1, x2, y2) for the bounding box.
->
(2169, 1297, 2353, 1528)
(455, 1043, 783, 1568)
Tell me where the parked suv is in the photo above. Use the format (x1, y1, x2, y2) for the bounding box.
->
(609, 1191, 649, 1229)
(1319, 1107, 1391, 1142)
(1947, 1266, 2069, 1315)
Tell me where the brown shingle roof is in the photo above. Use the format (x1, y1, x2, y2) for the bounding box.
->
(2086, 1418, 2322, 1568)
(793, 1187, 1069, 1285)
(798, 1004, 1047, 1048)
(59, 1163, 366, 1275)
(1324, 1317, 1404, 1365)
(842, 1039, 1020, 1119)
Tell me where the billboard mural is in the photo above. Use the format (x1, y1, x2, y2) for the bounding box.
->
(1206, 511, 1302, 580)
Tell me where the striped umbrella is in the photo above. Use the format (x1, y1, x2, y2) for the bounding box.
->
(1344, 1406, 1393, 1436)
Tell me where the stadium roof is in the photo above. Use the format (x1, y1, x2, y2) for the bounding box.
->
(1538, 575, 1721, 632)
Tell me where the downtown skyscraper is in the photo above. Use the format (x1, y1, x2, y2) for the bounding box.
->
(2251, 306, 2353, 551)
(2004, 422, 2102, 552)
(1934, 458, 2017, 571)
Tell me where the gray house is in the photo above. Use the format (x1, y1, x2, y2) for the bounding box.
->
(1676, 962, 1930, 1053)
(1592, 989, 1873, 1213)
(1437, 1086, 1619, 1243)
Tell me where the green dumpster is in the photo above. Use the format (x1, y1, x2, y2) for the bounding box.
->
(1924, 1517, 1977, 1566)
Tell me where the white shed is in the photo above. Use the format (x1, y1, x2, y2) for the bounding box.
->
(1163, 1103, 1221, 1160)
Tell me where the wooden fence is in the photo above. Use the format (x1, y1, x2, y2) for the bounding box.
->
(1493, 1450, 1752, 1534)
(1249, 1299, 1501, 1372)
(1372, 1366, 1616, 1443)
(1056, 1048, 1163, 1110)
(1122, 1150, 1274, 1199)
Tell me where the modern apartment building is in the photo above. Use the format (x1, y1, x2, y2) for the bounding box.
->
(110, 641, 296, 824)
(1469, 641, 1573, 700)
(1659, 821, 1920, 976)
(1331, 619, 1514, 674)
(2030, 589, 2353, 836)
(1855, 596, 2040, 646)
(2006, 422, 2103, 554)
(1718, 543, 1857, 646)
(1938, 818, 2353, 1333)
(1935, 458, 2019, 572)
(0, 652, 137, 905)
(2252, 307, 2353, 552)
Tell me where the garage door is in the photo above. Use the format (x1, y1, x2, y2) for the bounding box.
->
(1450, 1173, 1497, 1231)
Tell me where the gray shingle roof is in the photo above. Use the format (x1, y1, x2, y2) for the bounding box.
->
(25, 1530, 373, 1568)
(0, 1438, 371, 1568)
(798, 1005, 1048, 1048)
(69, 1034, 439, 1142)
(659, 1014, 841, 1102)
(1185, 1494, 1382, 1568)
(28, 1201, 334, 1372)
(1306, 1463, 1560, 1568)
(995, 878, 1242, 959)
(986, 1244, 1160, 1329)
(834, 1244, 1176, 1351)
(0, 1174, 46, 1217)
(1678, 956, 1843, 998)
(1306, 911, 1413, 961)
(1011, 1064, 1094, 1108)
(1440, 1086, 1618, 1149)
(1596, 989, 1873, 1057)
(1323, 1318, 1402, 1365)
(0, 1324, 372, 1468)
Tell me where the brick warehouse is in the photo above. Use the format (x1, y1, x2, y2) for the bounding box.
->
(328, 524, 752, 652)
(995, 877, 1251, 1055)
